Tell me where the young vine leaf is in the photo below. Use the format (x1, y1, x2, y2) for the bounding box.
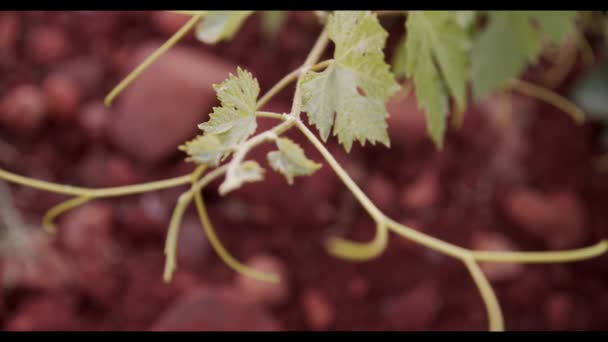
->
(396, 11, 473, 149)
(199, 67, 259, 148)
(219, 160, 265, 195)
(472, 11, 577, 99)
(196, 11, 254, 44)
(179, 134, 226, 167)
(267, 137, 322, 185)
(182, 67, 260, 169)
(301, 11, 400, 152)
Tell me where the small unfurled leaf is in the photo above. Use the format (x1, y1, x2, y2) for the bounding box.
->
(179, 134, 226, 166)
(301, 11, 400, 152)
(401, 11, 473, 148)
(472, 11, 578, 100)
(196, 11, 254, 44)
(260, 11, 288, 41)
(199, 67, 259, 148)
(267, 138, 322, 185)
(219, 161, 264, 195)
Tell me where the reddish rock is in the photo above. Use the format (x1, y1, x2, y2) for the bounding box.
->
(73, 258, 118, 308)
(25, 26, 69, 65)
(301, 289, 334, 331)
(6, 293, 83, 331)
(364, 173, 396, 212)
(60, 202, 114, 257)
(505, 270, 548, 309)
(471, 230, 524, 282)
(152, 11, 192, 37)
(43, 72, 80, 121)
(382, 281, 442, 330)
(0, 12, 19, 53)
(105, 156, 138, 186)
(544, 292, 574, 330)
(118, 248, 180, 329)
(348, 275, 370, 298)
(55, 57, 105, 99)
(0, 232, 71, 291)
(78, 149, 139, 187)
(386, 89, 430, 147)
(176, 217, 209, 270)
(109, 43, 236, 163)
(150, 286, 281, 331)
(0, 85, 47, 135)
(78, 101, 109, 142)
(235, 254, 289, 306)
(503, 189, 587, 249)
(400, 172, 439, 210)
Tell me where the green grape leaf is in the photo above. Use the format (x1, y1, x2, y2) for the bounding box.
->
(456, 11, 477, 28)
(219, 160, 265, 195)
(405, 11, 472, 111)
(267, 137, 322, 185)
(401, 11, 473, 148)
(472, 11, 578, 99)
(528, 11, 577, 44)
(260, 11, 288, 41)
(179, 134, 226, 166)
(199, 67, 259, 148)
(391, 36, 407, 78)
(301, 11, 400, 152)
(196, 11, 254, 44)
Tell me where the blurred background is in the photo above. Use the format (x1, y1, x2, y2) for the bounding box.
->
(0, 11, 608, 331)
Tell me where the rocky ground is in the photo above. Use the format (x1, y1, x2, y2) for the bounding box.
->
(0, 11, 607, 331)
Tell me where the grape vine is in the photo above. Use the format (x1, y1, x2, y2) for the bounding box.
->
(0, 10, 606, 331)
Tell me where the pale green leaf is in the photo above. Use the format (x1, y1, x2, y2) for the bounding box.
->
(392, 36, 407, 78)
(405, 11, 472, 111)
(528, 11, 577, 44)
(199, 67, 259, 148)
(456, 11, 477, 28)
(472, 12, 542, 99)
(219, 160, 265, 195)
(260, 11, 288, 41)
(472, 11, 578, 99)
(301, 11, 399, 152)
(196, 11, 254, 44)
(267, 137, 322, 185)
(179, 134, 226, 166)
(401, 11, 472, 148)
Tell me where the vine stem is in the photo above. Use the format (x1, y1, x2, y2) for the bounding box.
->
(290, 30, 330, 120)
(507, 79, 586, 124)
(0, 168, 193, 197)
(165, 27, 330, 280)
(472, 240, 608, 263)
(163, 165, 227, 282)
(192, 179, 279, 283)
(293, 117, 607, 331)
(463, 257, 504, 331)
(1, 11, 605, 332)
(256, 59, 332, 111)
(104, 12, 206, 106)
